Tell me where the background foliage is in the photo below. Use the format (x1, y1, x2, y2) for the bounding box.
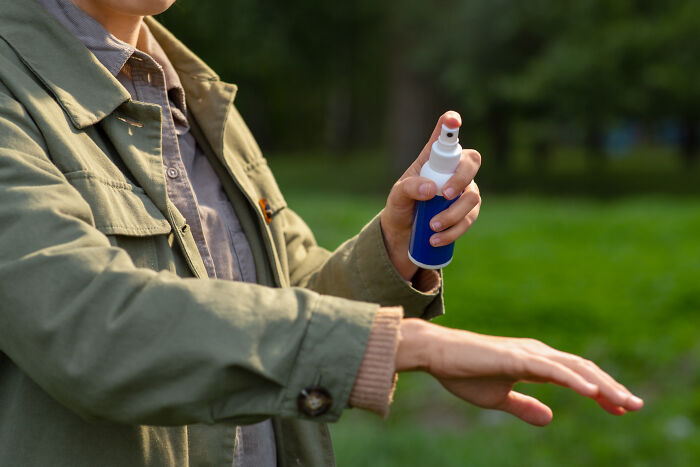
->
(160, 0, 699, 175)
(271, 155, 699, 466)
(158, 2, 699, 465)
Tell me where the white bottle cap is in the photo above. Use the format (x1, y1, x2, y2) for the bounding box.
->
(428, 124, 462, 174)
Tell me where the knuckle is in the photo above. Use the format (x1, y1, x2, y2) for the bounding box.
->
(581, 359, 598, 370)
(463, 215, 475, 229)
(467, 191, 481, 206)
(440, 229, 458, 244)
(467, 149, 482, 167)
(522, 338, 546, 351)
(400, 178, 417, 195)
(442, 207, 461, 224)
(507, 348, 529, 375)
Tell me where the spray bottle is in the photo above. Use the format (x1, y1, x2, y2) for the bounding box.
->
(408, 124, 462, 269)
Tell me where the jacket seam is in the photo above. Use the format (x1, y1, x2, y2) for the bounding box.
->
(64, 170, 146, 194)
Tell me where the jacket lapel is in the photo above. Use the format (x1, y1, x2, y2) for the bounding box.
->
(0, 0, 130, 129)
(145, 17, 286, 287)
(99, 102, 169, 213)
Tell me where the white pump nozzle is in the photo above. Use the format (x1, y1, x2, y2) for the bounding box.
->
(428, 124, 462, 174)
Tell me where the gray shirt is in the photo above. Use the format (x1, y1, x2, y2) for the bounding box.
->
(37, 0, 275, 464)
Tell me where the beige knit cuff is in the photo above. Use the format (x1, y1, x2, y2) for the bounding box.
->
(348, 307, 403, 418)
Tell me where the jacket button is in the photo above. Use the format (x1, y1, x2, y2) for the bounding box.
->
(166, 167, 179, 179)
(297, 387, 332, 417)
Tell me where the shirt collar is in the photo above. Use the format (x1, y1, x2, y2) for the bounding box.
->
(35, 0, 134, 77)
(36, 0, 188, 118)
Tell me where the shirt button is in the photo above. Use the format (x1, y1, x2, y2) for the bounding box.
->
(298, 387, 332, 417)
(166, 167, 179, 179)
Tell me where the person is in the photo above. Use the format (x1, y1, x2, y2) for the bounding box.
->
(0, 0, 643, 465)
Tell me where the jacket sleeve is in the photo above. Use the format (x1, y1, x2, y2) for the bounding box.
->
(281, 199, 445, 320)
(0, 89, 377, 427)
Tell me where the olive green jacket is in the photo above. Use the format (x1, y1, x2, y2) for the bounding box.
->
(0, 1, 443, 466)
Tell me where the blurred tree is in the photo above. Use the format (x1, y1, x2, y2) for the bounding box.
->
(158, 0, 699, 169)
(505, 0, 699, 164)
(635, 0, 700, 165)
(158, 0, 386, 154)
(383, 0, 566, 172)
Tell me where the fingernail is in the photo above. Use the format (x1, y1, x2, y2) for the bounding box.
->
(430, 236, 440, 246)
(420, 183, 432, 197)
(431, 221, 442, 231)
(630, 395, 643, 406)
(443, 187, 456, 199)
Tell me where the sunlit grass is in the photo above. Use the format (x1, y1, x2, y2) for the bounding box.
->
(270, 153, 700, 466)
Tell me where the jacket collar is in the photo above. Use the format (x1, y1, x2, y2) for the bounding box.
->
(144, 17, 238, 157)
(0, 0, 130, 128)
(0, 0, 237, 139)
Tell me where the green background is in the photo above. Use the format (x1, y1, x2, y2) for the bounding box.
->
(271, 154, 700, 466)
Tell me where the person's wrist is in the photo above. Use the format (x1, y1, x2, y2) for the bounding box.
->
(396, 318, 434, 372)
(379, 214, 418, 281)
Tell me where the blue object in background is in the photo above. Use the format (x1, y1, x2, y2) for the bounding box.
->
(408, 195, 458, 269)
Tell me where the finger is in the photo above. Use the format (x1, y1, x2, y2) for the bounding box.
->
(552, 354, 644, 411)
(443, 111, 462, 130)
(430, 183, 481, 232)
(522, 356, 599, 398)
(497, 391, 553, 426)
(595, 394, 627, 416)
(413, 111, 463, 170)
(429, 206, 480, 246)
(389, 176, 437, 208)
(442, 150, 482, 200)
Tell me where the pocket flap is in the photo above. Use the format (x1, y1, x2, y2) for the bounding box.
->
(65, 171, 172, 236)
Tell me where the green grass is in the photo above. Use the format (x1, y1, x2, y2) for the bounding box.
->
(269, 155, 700, 466)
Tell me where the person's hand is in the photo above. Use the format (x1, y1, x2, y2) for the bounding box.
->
(396, 319, 644, 426)
(380, 111, 482, 281)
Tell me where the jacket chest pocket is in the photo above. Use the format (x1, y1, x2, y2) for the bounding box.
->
(65, 171, 174, 272)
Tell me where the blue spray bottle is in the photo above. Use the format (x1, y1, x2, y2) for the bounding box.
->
(408, 124, 462, 269)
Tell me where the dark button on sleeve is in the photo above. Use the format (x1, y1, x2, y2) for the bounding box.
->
(297, 387, 332, 417)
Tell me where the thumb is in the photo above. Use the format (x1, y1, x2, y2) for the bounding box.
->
(497, 391, 554, 427)
(387, 176, 437, 211)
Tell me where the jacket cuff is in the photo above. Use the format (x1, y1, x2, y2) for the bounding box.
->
(348, 307, 403, 418)
(410, 268, 441, 294)
(280, 294, 378, 422)
(355, 214, 444, 320)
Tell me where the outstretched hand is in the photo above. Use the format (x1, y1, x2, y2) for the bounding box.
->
(380, 111, 482, 281)
(396, 319, 644, 426)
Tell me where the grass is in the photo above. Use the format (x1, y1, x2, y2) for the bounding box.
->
(269, 153, 700, 466)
